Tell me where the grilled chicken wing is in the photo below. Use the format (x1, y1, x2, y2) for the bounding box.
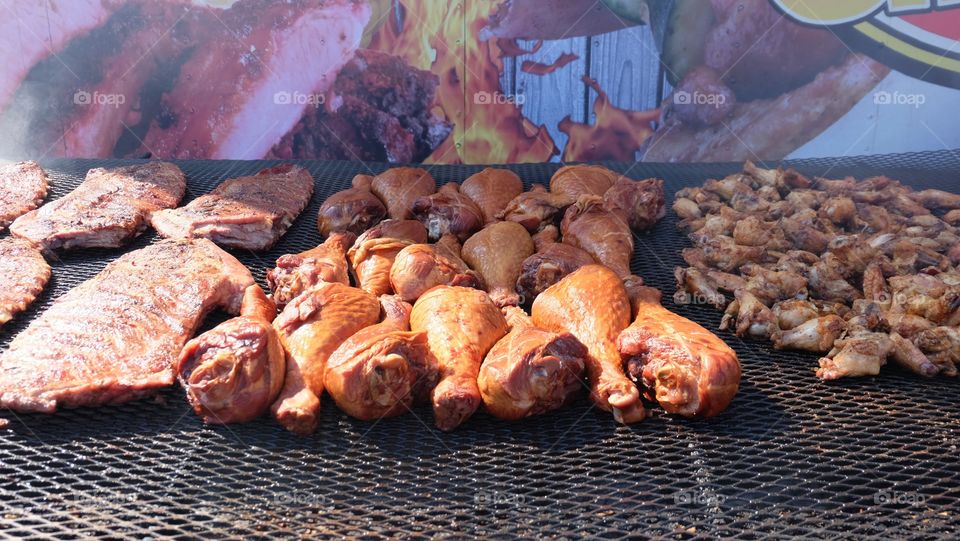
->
(267, 232, 354, 308)
(462, 222, 535, 307)
(412, 182, 485, 241)
(561, 195, 634, 279)
(317, 174, 387, 237)
(390, 236, 482, 302)
(177, 285, 284, 424)
(772, 315, 844, 352)
(550, 165, 619, 200)
(673, 267, 726, 309)
(497, 184, 574, 232)
(411, 286, 508, 430)
(324, 295, 436, 421)
(461, 168, 524, 224)
(720, 289, 777, 339)
(271, 282, 380, 434)
(516, 242, 596, 305)
(619, 285, 740, 418)
(370, 167, 436, 220)
(478, 306, 586, 420)
(531, 265, 644, 423)
(602, 177, 666, 232)
(348, 220, 428, 296)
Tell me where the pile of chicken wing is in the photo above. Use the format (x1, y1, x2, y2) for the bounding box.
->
(674, 161, 960, 380)
(176, 164, 744, 433)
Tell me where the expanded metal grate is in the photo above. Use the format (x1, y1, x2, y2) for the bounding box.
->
(1, 151, 959, 539)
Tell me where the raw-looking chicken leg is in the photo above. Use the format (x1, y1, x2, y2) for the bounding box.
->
(271, 282, 380, 434)
(348, 220, 428, 296)
(317, 174, 386, 237)
(531, 265, 645, 423)
(550, 165, 619, 200)
(462, 221, 535, 307)
(411, 286, 508, 430)
(390, 235, 482, 302)
(497, 184, 574, 232)
(561, 195, 634, 279)
(177, 285, 284, 424)
(412, 183, 485, 241)
(267, 232, 354, 308)
(461, 168, 524, 223)
(479, 306, 586, 420)
(370, 167, 436, 220)
(618, 285, 741, 418)
(324, 295, 436, 421)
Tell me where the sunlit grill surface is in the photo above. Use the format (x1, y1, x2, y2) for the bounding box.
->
(1, 152, 959, 539)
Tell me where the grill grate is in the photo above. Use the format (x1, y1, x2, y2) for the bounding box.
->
(1, 151, 959, 539)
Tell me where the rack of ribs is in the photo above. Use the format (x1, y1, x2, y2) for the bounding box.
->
(9, 161, 186, 252)
(0, 239, 254, 414)
(0, 161, 48, 231)
(150, 164, 315, 251)
(0, 237, 51, 327)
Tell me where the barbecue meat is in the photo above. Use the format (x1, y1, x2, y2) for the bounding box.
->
(271, 282, 380, 435)
(390, 236, 482, 303)
(550, 165, 619, 200)
(10, 162, 185, 252)
(370, 167, 437, 220)
(516, 242, 596, 303)
(142, 0, 371, 159)
(478, 306, 586, 421)
(151, 164, 314, 250)
(532, 265, 644, 424)
(0, 161, 47, 231)
(411, 286, 508, 431)
(561, 195, 634, 279)
(0, 239, 253, 413)
(324, 295, 436, 421)
(0, 237, 50, 326)
(603, 178, 666, 232)
(619, 285, 741, 418)
(461, 168, 524, 224)
(497, 184, 574, 232)
(462, 221, 535, 307)
(412, 183, 485, 242)
(176, 285, 284, 425)
(348, 219, 428, 297)
(267, 232, 354, 308)
(317, 175, 386, 237)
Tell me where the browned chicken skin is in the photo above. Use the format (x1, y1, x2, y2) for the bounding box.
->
(461, 168, 524, 224)
(390, 236, 482, 303)
(619, 285, 740, 418)
(412, 182, 485, 241)
(532, 265, 644, 424)
(177, 285, 284, 425)
(324, 295, 436, 421)
(317, 174, 387, 237)
(602, 177, 666, 232)
(462, 222, 535, 308)
(348, 220, 428, 297)
(478, 306, 586, 421)
(497, 184, 574, 232)
(516, 242, 596, 305)
(370, 167, 436, 220)
(411, 286, 508, 431)
(561, 195, 634, 279)
(550, 165, 619, 200)
(271, 282, 380, 434)
(267, 232, 354, 308)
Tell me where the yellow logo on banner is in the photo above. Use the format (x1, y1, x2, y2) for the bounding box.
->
(773, 0, 960, 24)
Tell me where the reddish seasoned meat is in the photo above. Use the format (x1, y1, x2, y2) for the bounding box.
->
(516, 242, 596, 303)
(412, 183, 484, 241)
(151, 165, 314, 250)
(370, 167, 437, 220)
(603, 177, 666, 232)
(348, 219, 429, 297)
(550, 165, 619, 200)
(0, 239, 254, 414)
(461, 168, 524, 224)
(0, 237, 50, 326)
(497, 184, 574, 232)
(142, 0, 370, 159)
(267, 232, 354, 308)
(10, 162, 185, 252)
(0, 161, 47, 231)
(177, 285, 284, 424)
(561, 195, 634, 279)
(317, 175, 386, 237)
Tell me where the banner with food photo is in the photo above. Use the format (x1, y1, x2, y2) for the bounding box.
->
(0, 0, 957, 163)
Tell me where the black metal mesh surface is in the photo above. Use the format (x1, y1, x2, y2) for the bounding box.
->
(2, 150, 959, 539)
